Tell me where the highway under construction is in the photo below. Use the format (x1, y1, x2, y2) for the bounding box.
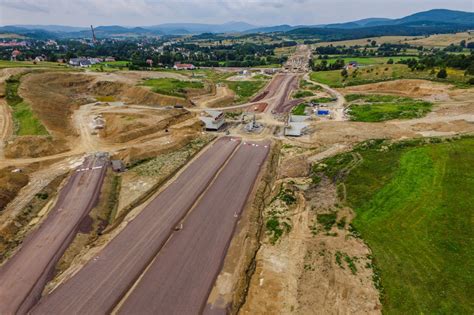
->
(28, 137, 269, 314)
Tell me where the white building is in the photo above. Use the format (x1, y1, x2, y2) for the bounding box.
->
(200, 110, 225, 130)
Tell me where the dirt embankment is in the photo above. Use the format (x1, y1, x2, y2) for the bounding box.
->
(99, 109, 193, 143)
(92, 80, 188, 106)
(0, 167, 29, 211)
(4, 136, 69, 159)
(338, 79, 452, 102)
(239, 144, 381, 314)
(21, 72, 95, 137)
(20, 72, 192, 140)
(0, 172, 67, 264)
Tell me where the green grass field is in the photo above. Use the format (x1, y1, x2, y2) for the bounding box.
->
(293, 90, 314, 98)
(5, 75, 48, 135)
(141, 78, 204, 98)
(0, 60, 69, 69)
(332, 137, 474, 314)
(291, 103, 306, 115)
(310, 64, 469, 88)
(347, 94, 432, 122)
(224, 80, 267, 103)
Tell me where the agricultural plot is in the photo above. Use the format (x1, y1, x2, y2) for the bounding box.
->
(329, 137, 474, 314)
(346, 94, 432, 122)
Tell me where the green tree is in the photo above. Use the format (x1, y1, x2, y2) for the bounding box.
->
(341, 68, 348, 78)
(437, 68, 448, 79)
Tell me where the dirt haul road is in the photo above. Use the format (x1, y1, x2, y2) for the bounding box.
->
(0, 155, 108, 314)
(198, 73, 300, 114)
(30, 137, 242, 314)
(117, 140, 270, 315)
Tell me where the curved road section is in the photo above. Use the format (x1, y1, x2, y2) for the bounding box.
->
(31, 137, 241, 314)
(117, 141, 269, 314)
(0, 155, 108, 314)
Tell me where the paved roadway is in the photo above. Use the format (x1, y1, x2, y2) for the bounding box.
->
(117, 141, 270, 315)
(31, 137, 241, 314)
(0, 155, 108, 315)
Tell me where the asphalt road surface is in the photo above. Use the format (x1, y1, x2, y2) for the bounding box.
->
(0, 155, 108, 314)
(117, 141, 269, 315)
(31, 137, 240, 314)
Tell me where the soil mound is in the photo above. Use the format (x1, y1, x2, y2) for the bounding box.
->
(4, 136, 69, 158)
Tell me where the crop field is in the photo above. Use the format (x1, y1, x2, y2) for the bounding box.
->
(310, 64, 469, 88)
(5, 75, 48, 135)
(141, 78, 204, 97)
(346, 94, 432, 122)
(324, 137, 474, 314)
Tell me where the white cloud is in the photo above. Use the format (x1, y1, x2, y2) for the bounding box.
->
(0, 0, 472, 26)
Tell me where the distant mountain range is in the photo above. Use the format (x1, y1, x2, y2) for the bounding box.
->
(0, 9, 472, 39)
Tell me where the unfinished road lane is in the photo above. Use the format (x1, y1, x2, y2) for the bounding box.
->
(0, 155, 108, 315)
(117, 141, 270, 315)
(31, 137, 240, 315)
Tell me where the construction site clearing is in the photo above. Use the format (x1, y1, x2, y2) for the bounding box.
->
(0, 44, 472, 315)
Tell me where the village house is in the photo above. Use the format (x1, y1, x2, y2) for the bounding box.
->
(173, 63, 195, 70)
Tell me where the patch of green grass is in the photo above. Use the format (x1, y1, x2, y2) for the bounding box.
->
(5, 75, 48, 136)
(311, 97, 333, 103)
(347, 94, 432, 122)
(341, 137, 474, 314)
(224, 80, 266, 103)
(317, 212, 337, 231)
(291, 103, 307, 115)
(310, 64, 469, 88)
(314, 153, 354, 180)
(0, 60, 69, 69)
(293, 90, 314, 98)
(141, 78, 204, 98)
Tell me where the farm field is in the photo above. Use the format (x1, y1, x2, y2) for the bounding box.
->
(346, 94, 432, 122)
(310, 64, 469, 88)
(337, 137, 474, 314)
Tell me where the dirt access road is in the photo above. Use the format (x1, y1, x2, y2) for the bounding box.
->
(196, 73, 300, 114)
(31, 137, 242, 314)
(304, 73, 347, 121)
(117, 140, 269, 315)
(0, 155, 108, 314)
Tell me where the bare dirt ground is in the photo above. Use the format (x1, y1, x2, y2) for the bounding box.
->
(192, 84, 235, 108)
(83, 70, 189, 85)
(240, 144, 381, 315)
(338, 79, 453, 101)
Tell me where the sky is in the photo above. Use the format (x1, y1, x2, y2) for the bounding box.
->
(0, 0, 472, 27)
